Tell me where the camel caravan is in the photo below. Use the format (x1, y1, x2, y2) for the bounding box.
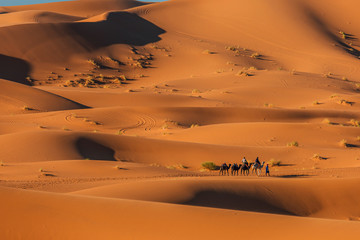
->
(219, 157, 269, 177)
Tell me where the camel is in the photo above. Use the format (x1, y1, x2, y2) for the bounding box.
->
(240, 163, 253, 176)
(219, 164, 231, 176)
(231, 163, 241, 176)
(252, 161, 266, 176)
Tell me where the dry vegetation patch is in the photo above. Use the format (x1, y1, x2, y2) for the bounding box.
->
(338, 99, 353, 106)
(201, 162, 217, 171)
(312, 154, 326, 161)
(287, 141, 299, 147)
(167, 164, 188, 170)
(236, 70, 251, 77)
(322, 118, 332, 125)
(268, 159, 281, 167)
(339, 139, 349, 148)
(349, 119, 360, 127)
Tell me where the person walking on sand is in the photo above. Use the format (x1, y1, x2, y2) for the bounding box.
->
(265, 164, 270, 176)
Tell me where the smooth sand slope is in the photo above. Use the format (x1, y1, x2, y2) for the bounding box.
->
(1, 186, 360, 240)
(0, 0, 359, 239)
(0, 79, 85, 114)
(0, 10, 83, 27)
(3, 0, 148, 17)
(73, 177, 360, 220)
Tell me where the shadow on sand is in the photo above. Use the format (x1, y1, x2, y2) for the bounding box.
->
(0, 54, 31, 85)
(76, 138, 117, 161)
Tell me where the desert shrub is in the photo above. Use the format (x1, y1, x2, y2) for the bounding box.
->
(287, 141, 299, 147)
(321, 72, 333, 78)
(312, 154, 326, 160)
(201, 162, 217, 170)
(167, 164, 188, 170)
(114, 165, 125, 170)
(322, 118, 332, 124)
(338, 99, 353, 106)
(339, 139, 349, 148)
(248, 66, 257, 70)
(313, 101, 320, 105)
(225, 46, 237, 51)
(349, 119, 360, 127)
(190, 124, 200, 128)
(355, 83, 360, 90)
(175, 164, 187, 169)
(119, 75, 127, 81)
(268, 159, 281, 167)
(236, 71, 250, 77)
(251, 52, 261, 59)
(264, 103, 274, 108)
(339, 31, 347, 39)
(202, 50, 214, 54)
(192, 89, 201, 94)
(87, 59, 101, 69)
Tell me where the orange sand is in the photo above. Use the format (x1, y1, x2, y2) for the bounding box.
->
(0, 0, 359, 239)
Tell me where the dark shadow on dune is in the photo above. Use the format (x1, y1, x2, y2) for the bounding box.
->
(70, 12, 166, 49)
(0, 54, 31, 85)
(303, 7, 360, 59)
(183, 190, 296, 216)
(345, 144, 360, 148)
(278, 163, 295, 167)
(275, 174, 311, 178)
(76, 138, 116, 161)
(0, 12, 165, 84)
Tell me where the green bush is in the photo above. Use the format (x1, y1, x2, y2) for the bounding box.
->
(202, 162, 217, 170)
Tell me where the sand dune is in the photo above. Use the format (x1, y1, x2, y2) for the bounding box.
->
(1, 186, 360, 240)
(0, 11, 164, 68)
(0, 0, 360, 238)
(133, 0, 360, 76)
(7, 0, 148, 17)
(0, 10, 83, 27)
(0, 79, 85, 114)
(73, 177, 360, 220)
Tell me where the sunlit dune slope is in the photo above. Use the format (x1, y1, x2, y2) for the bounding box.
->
(1, 186, 360, 240)
(73, 177, 360, 220)
(0, 10, 83, 27)
(0, 79, 85, 114)
(132, 0, 360, 77)
(4, 0, 148, 17)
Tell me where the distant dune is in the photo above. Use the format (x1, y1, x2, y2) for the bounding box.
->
(0, 10, 83, 27)
(6, 0, 148, 17)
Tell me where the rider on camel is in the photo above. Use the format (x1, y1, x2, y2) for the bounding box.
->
(255, 157, 261, 167)
(242, 157, 248, 166)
